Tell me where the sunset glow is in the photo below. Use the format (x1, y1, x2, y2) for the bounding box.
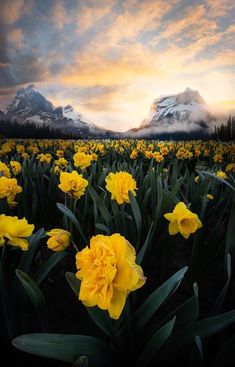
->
(0, 0, 235, 131)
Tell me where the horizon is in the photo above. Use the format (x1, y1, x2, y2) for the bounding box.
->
(0, 0, 235, 132)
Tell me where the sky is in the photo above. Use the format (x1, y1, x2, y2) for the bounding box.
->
(0, 0, 235, 132)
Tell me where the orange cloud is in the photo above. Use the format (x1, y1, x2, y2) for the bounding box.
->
(0, 0, 32, 24)
(160, 5, 215, 39)
(77, 0, 115, 33)
(58, 43, 164, 87)
(52, 0, 73, 29)
(206, 0, 235, 17)
(7, 29, 25, 49)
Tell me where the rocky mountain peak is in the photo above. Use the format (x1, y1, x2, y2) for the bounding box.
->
(137, 87, 220, 136)
(1, 84, 108, 137)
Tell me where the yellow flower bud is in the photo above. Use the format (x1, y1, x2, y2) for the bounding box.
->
(46, 229, 70, 251)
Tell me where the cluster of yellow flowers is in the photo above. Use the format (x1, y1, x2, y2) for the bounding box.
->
(0, 138, 234, 321)
(44, 199, 203, 319)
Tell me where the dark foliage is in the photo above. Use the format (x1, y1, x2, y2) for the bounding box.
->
(212, 115, 235, 141)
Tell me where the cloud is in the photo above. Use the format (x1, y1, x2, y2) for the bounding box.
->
(0, 0, 234, 129)
(77, 0, 115, 33)
(0, 0, 32, 24)
(7, 28, 25, 49)
(205, 0, 235, 17)
(0, 53, 49, 88)
(52, 0, 73, 29)
(0, 24, 9, 65)
(159, 4, 217, 40)
(91, 0, 179, 46)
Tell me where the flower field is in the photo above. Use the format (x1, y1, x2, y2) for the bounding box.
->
(0, 138, 235, 366)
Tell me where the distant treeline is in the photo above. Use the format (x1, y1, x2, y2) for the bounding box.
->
(0, 118, 234, 140)
(0, 119, 82, 139)
(212, 115, 235, 141)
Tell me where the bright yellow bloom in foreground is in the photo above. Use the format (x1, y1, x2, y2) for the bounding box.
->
(76, 234, 146, 319)
(164, 202, 202, 239)
(0, 215, 34, 250)
(58, 170, 88, 199)
(105, 171, 137, 205)
(73, 152, 93, 170)
(46, 228, 70, 251)
(0, 176, 22, 206)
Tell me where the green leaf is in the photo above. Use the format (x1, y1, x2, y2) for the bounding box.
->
(162, 177, 184, 211)
(210, 254, 231, 315)
(18, 228, 45, 273)
(95, 223, 110, 234)
(66, 272, 80, 295)
(158, 283, 199, 330)
(199, 171, 235, 191)
(15, 269, 48, 331)
(129, 191, 142, 249)
(187, 335, 204, 367)
(136, 317, 176, 367)
(167, 309, 235, 353)
(66, 273, 114, 340)
(88, 186, 112, 228)
(86, 307, 114, 340)
(133, 266, 188, 333)
(56, 203, 88, 244)
(12, 333, 119, 366)
(35, 252, 67, 285)
(137, 221, 153, 265)
(195, 335, 203, 360)
(225, 202, 235, 255)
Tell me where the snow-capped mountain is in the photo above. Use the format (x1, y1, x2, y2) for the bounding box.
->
(129, 88, 223, 137)
(2, 84, 109, 137)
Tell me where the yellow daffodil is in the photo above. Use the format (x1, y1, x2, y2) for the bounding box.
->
(226, 163, 235, 172)
(207, 194, 214, 200)
(105, 171, 137, 205)
(0, 176, 22, 206)
(10, 161, 22, 175)
(164, 202, 202, 239)
(0, 215, 34, 251)
(130, 149, 138, 159)
(76, 233, 146, 319)
(46, 228, 70, 251)
(54, 157, 68, 167)
(36, 153, 52, 164)
(21, 152, 29, 159)
(0, 162, 11, 177)
(73, 152, 93, 170)
(216, 170, 228, 179)
(58, 170, 88, 199)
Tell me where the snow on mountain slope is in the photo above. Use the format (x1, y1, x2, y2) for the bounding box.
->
(136, 88, 221, 137)
(1, 84, 109, 136)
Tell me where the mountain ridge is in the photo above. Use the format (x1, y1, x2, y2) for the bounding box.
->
(0, 85, 229, 138)
(1, 84, 111, 137)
